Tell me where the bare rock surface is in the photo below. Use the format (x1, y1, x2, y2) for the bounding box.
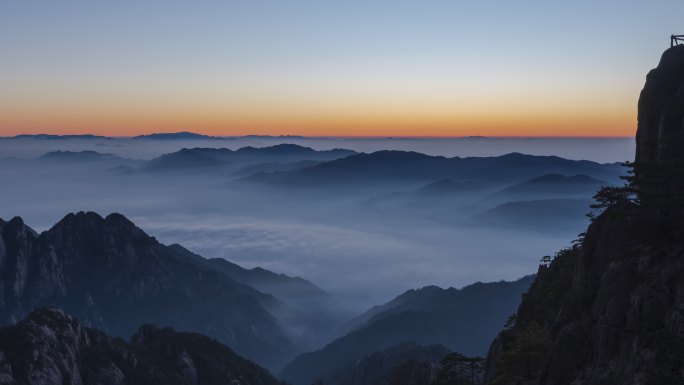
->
(0, 307, 284, 385)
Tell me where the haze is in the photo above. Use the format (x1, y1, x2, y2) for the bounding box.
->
(0, 136, 629, 309)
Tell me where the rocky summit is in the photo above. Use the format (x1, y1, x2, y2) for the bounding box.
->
(0, 212, 294, 371)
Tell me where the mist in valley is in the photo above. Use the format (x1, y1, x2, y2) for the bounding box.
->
(0, 136, 629, 311)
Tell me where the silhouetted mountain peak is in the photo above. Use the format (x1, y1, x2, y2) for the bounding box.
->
(3, 216, 38, 238)
(134, 131, 224, 140)
(656, 43, 684, 68)
(7, 216, 25, 228)
(51, 211, 141, 236)
(238, 143, 315, 154)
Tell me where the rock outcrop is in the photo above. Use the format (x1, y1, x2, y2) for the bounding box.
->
(0, 212, 294, 371)
(483, 45, 684, 385)
(636, 44, 684, 204)
(0, 307, 284, 385)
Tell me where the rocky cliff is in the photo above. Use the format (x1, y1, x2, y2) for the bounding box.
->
(483, 45, 684, 385)
(636, 44, 684, 205)
(0, 212, 294, 371)
(0, 307, 284, 385)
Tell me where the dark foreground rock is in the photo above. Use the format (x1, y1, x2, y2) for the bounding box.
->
(484, 44, 684, 385)
(0, 307, 284, 385)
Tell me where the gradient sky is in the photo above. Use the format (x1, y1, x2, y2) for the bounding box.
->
(1, 0, 683, 137)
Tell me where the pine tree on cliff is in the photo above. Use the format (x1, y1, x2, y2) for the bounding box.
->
(483, 42, 684, 385)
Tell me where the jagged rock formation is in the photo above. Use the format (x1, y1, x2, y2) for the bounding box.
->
(484, 46, 684, 385)
(0, 307, 284, 385)
(0, 212, 294, 371)
(636, 44, 684, 204)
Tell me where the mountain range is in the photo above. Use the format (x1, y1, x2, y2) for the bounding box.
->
(0, 210, 539, 383)
(0, 212, 344, 371)
(240, 152, 624, 191)
(281, 276, 533, 385)
(141, 144, 357, 172)
(38, 150, 133, 164)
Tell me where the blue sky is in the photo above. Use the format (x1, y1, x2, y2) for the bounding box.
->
(1, 0, 683, 136)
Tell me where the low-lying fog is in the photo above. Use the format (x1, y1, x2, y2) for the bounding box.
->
(0, 136, 632, 311)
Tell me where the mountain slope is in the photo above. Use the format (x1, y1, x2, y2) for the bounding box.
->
(281, 277, 533, 385)
(414, 179, 492, 197)
(0, 212, 294, 371)
(484, 201, 684, 385)
(483, 44, 684, 385)
(0, 307, 284, 385)
(166, 244, 348, 350)
(473, 199, 592, 233)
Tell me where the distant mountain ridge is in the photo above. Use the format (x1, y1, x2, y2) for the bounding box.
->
(4, 134, 112, 140)
(133, 131, 227, 140)
(240, 151, 625, 191)
(38, 150, 129, 163)
(143, 144, 356, 171)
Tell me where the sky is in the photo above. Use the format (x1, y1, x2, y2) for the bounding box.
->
(1, 0, 683, 137)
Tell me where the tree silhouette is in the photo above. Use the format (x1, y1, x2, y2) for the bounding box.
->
(433, 353, 485, 385)
(587, 161, 637, 219)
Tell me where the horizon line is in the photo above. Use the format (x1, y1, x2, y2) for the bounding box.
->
(0, 132, 635, 140)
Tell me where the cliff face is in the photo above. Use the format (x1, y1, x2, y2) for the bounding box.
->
(636, 45, 684, 203)
(0, 212, 294, 371)
(0, 307, 284, 385)
(484, 46, 684, 385)
(487, 202, 684, 385)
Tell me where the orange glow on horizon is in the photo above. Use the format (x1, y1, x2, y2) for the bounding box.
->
(0, 105, 636, 138)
